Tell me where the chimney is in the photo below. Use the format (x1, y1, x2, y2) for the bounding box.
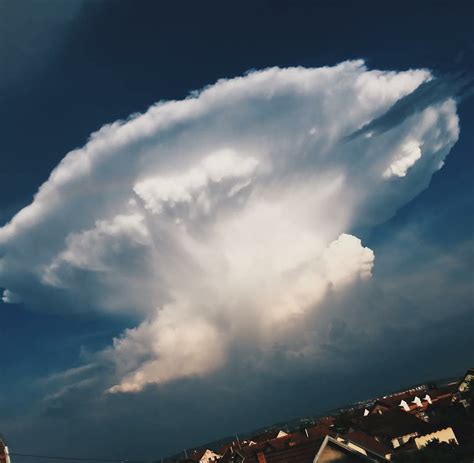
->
(412, 396, 423, 408)
(257, 452, 267, 463)
(399, 400, 410, 412)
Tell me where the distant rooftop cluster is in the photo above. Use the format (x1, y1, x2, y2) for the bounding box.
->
(163, 368, 474, 463)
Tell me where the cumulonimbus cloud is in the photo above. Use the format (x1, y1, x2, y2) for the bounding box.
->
(0, 61, 459, 392)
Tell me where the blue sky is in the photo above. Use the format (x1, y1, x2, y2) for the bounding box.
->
(0, 0, 473, 460)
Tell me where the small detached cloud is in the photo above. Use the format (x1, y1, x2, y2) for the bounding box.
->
(383, 140, 423, 178)
(0, 61, 459, 392)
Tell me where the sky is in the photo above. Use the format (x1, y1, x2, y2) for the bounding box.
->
(0, 0, 473, 460)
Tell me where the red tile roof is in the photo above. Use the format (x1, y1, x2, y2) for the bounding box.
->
(220, 424, 333, 463)
(356, 409, 431, 440)
(345, 430, 391, 456)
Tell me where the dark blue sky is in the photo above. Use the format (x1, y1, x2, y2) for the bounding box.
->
(0, 0, 473, 460)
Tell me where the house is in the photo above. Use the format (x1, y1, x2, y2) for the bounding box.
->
(413, 427, 458, 450)
(452, 367, 474, 408)
(355, 409, 431, 449)
(220, 435, 382, 463)
(220, 424, 388, 463)
(220, 435, 325, 463)
(219, 425, 332, 463)
(313, 435, 388, 462)
(248, 429, 289, 444)
(367, 385, 452, 419)
(389, 426, 460, 460)
(367, 386, 428, 416)
(0, 437, 11, 463)
(343, 431, 392, 460)
(188, 448, 222, 462)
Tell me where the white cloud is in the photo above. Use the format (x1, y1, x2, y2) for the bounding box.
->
(134, 149, 258, 216)
(383, 140, 422, 178)
(0, 61, 459, 391)
(2, 289, 21, 303)
(108, 305, 227, 393)
(323, 234, 374, 286)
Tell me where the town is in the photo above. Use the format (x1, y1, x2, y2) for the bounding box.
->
(166, 367, 474, 462)
(3, 368, 472, 463)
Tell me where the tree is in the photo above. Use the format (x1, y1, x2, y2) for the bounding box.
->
(333, 412, 352, 434)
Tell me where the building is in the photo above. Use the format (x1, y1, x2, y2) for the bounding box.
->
(342, 431, 392, 460)
(0, 437, 11, 463)
(354, 409, 432, 449)
(188, 448, 222, 462)
(453, 368, 474, 408)
(219, 425, 388, 462)
(314, 436, 388, 462)
(366, 385, 453, 420)
(413, 427, 458, 450)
